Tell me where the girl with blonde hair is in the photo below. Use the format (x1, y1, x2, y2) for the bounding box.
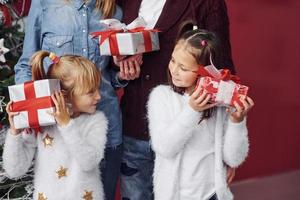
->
(13, 1, 140, 199)
(4, 51, 107, 200)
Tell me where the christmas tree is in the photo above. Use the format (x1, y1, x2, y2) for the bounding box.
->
(1, 1, 34, 199)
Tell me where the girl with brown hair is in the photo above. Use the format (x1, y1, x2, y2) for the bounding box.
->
(147, 24, 254, 200)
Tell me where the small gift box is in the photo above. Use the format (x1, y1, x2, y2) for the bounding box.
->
(8, 79, 60, 130)
(196, 65, 249, 107)
(91, 18, 160, 55)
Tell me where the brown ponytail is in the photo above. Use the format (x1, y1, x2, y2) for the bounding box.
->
(176, 20, 197, 40)
(30, 51, 50, 81)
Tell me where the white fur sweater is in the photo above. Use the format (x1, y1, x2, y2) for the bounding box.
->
(3, 111, 107, 200)
(147, 85, 249, 200)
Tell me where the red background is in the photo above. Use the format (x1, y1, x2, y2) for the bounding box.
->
(227, 0, 300, 180)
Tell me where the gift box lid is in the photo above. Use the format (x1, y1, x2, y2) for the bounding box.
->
(9, 79, 60, 102)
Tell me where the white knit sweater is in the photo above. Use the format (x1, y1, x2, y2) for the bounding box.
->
(3, 111, 107, 200)
(147, 85, 249, 200)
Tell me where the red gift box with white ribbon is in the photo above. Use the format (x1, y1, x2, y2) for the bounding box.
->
(8, 79, 60, 130)
(197, 65, 249, 107)
(91, 18, 160, 56)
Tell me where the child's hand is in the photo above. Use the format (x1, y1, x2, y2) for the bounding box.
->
(229, 96, 254, 123)
(226, 166, 236, 184)
(115, 54, 143, 80)
(49, 91, 70, 127)
(189, 85, 218, 112)
(6, 101, 21, 135)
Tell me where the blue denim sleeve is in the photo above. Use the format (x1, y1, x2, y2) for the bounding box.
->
(14, 0, 42, 84)
(110, 66, 128, 88)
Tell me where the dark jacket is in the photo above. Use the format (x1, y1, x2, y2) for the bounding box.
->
(118, 0, 235, 140)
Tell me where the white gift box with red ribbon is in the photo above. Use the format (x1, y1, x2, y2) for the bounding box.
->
(8, 79, 60, 130)
(91, 18, 160, 55)
(196, 64, 249, 107)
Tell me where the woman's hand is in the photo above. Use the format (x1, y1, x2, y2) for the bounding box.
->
(114, 54, 143, 80)
(49, 91, 70, 127)
(229, 96, 254, 123)
(6, 101, 22, 135)
(226, 166, 236, 184)
(189, 86, 218, 112)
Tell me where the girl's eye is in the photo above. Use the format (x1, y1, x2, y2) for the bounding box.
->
(170, 58, 175, 63)
(87, 90, 96, 96)
(180, 66, 189, 71)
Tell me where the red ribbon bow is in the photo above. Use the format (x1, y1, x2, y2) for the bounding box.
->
(197, 65, 241, 84)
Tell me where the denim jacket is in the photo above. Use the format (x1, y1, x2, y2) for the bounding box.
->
(14, 0, 124, 147)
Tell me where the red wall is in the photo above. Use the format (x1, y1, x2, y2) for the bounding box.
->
(226, 0, 300, 180)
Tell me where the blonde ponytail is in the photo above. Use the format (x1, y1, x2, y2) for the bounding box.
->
(30, 51, 50, 81)
(29, 50, 100, 101)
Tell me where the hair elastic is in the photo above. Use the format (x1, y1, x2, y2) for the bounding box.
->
(49, 52, 60, 64)
(201, 40, 207, 47)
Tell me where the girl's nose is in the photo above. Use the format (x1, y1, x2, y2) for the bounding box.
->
(171, 64, 179, 75)
(95, 90, 101, 101)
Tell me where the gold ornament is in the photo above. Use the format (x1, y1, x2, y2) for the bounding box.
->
(42, 134, 54, 148)
(38, 192, 47, 200)
(82, 190, 93, 200)
(56, 166, 68, 179)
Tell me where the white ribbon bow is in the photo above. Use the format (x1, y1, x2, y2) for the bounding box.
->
(100, 17, 147, 31)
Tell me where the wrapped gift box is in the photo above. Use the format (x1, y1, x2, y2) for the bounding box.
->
(8, 79, 60, 130)
(196, 63, 249, 107)
(99, 30, 160, 55)
(197, 76, 249, 107)
(91, 18, 160, 55)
